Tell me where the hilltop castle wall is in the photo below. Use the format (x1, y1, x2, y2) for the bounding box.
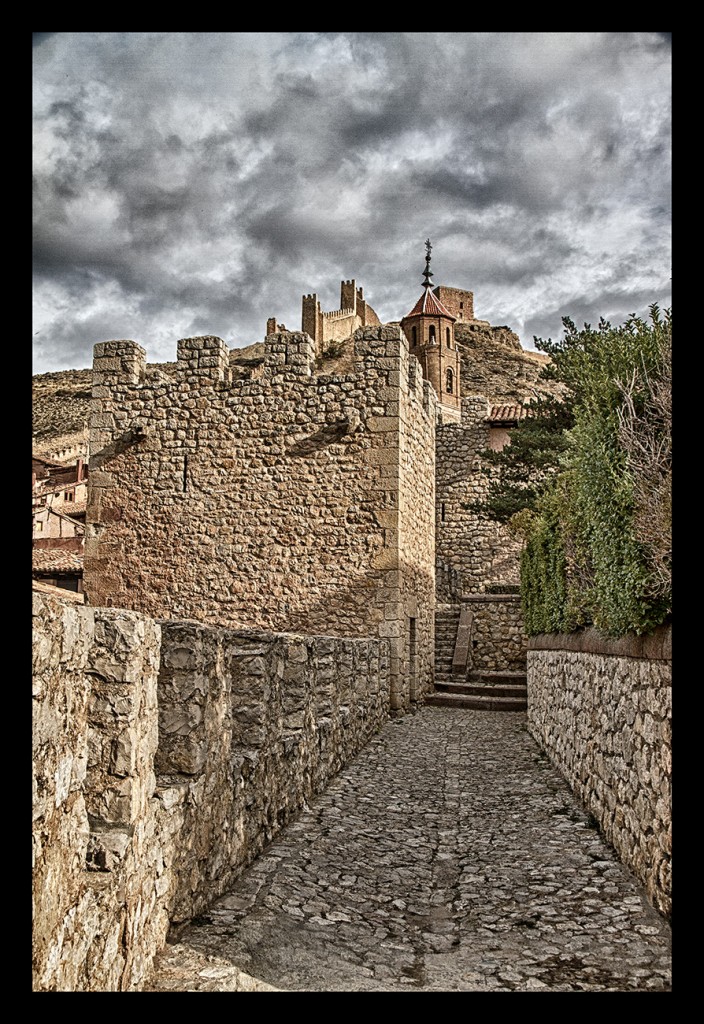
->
(32, 588, 389, 991)
(433, 286, 474, 322)
(83, 325, 435, 711)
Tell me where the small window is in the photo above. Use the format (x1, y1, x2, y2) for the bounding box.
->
(459, 302, 464, 310)
(428, 325, 436, 344)
(36, 521, 43, 533)
(446, 368, 454, 394)
(64, 490, 74, 501)
(411, 326, 417, 345)
(446, 328, 451, 346)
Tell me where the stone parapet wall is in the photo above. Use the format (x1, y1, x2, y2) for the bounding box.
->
(156, 619, 389, 925)
(32, 590, 390, 991)
(526, 630, 671, 919)
(33, 592, 166, 992)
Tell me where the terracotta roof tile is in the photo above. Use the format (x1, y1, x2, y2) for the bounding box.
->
(32, 549, 84, 573)
(486, 404, 531, 423)
(405, 289, 456, 320)
(53, 500, 87, 518)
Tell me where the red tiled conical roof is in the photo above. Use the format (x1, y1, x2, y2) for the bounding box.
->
(404, 288, 456, 320)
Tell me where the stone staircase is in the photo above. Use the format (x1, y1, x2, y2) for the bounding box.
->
(426, 670, 528, 711)
(433, 604, 461, 686)
(429, 602, 528, 711)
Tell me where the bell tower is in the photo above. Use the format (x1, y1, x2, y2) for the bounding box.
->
(401, 240, 461, 423)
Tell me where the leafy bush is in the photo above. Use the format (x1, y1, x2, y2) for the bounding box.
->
(478, 306, 672, 637)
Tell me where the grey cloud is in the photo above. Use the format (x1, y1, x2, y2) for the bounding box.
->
(32, 32, 671, 374)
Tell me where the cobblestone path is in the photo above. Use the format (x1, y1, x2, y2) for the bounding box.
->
(146, 708, 672, 992)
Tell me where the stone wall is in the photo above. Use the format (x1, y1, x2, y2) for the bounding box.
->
(83, 325, 435, 711)
(435, 395, 521, 599)
(33, 589, 390, 991)
(526, 627, 672, 920)
(462, 594, 525, 672)
(433, 286, 474, 322)
(33, 591, 166, 991)
(397, 353, 436, 702)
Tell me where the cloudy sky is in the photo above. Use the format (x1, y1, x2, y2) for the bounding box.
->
(33, 32, 671, 374)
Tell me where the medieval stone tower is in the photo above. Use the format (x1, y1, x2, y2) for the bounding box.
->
(401, 240, 462, 424)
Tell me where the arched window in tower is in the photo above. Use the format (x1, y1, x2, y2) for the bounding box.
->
(411, 326, 417, 345)
(428, 325, 436, 345)
(446, 368, 454, 394)
(446, 328, 451, 346)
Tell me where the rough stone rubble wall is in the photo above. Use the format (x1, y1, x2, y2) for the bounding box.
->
(526, 631, 671, 919)
(435, 395, 521, 599)
(32, 590, 390, 991)
(84, 326, 435, 711)
(462, 595, 525, 673)
(33, 592, 166, 992)
(396, 348, 436, 702)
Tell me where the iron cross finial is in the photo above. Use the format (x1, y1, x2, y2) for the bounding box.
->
(422, 239, 434, 288)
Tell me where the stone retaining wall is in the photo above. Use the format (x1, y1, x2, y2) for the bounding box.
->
(526, 626, 671, 919)
(32, 589, 389, 991)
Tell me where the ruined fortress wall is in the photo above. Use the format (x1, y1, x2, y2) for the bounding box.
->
(527, 628, 672, 920)
(433, 286, 474, 322)
(84, 326, 435, 711)
(33, 589, 390, 991)
(321, 310, 363, 344)
(435, 395, 522, 598)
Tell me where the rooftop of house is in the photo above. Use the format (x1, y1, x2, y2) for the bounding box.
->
(32, 549, 84, 574)
(486, 403, 532, 424)
(33, 504, 86, 527)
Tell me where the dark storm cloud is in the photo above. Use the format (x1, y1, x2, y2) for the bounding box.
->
(33, 32, 671, 372)
(524, 281, 673, 347)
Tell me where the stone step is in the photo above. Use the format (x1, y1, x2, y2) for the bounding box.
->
(425, 692, 527, 712)
(434, 682, 527, 697)
(468, 670, 527, 684)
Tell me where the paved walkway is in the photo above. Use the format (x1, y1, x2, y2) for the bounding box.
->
(146, 708, 672, 992)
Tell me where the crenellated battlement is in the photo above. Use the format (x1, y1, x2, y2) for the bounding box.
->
(93, 340, 146, 386)
(322, 307, 355, 319)
(176, 335, 229, 381)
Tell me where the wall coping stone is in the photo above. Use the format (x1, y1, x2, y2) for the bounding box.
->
(527, 623, 671, 661)
(460, 594, 521, 604)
